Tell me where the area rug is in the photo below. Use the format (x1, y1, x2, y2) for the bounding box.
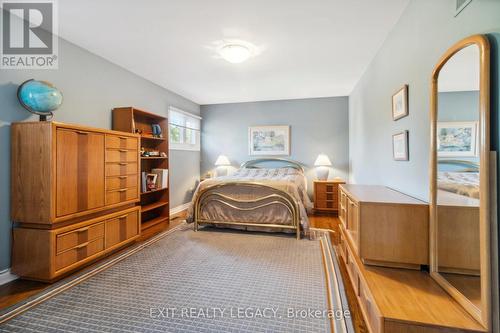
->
(0, 224, 351, 332)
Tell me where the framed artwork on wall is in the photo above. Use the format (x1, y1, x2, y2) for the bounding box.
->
(393, 130, 409, 161)
(437, 121, 478, 157)
(248, 125, 290, 156)
(392, 85, 409, 120)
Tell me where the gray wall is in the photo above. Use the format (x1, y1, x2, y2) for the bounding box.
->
(200, 97, 349, 197)
(349, 0, 500, 201)
(0, 38, 200, 271)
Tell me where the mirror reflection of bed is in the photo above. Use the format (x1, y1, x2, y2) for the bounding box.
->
(437, 160, 480, 307)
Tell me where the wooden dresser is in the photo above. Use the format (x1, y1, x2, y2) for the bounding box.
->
(313, 180, 345, 214)
(337, 185, 485, 333)
(11, 121, 141, 281)
(339, 184, 429, 268)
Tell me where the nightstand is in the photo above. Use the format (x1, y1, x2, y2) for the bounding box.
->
(313, 179, 345, 214)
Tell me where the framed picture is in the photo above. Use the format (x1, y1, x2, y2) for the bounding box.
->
(437, 121, 477, 157)
(248, 125, 290, 156)
(392, 131, 409, 161)
(392, 85, 409, 121)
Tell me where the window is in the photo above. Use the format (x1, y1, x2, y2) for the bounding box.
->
(169, 107, 201, 151)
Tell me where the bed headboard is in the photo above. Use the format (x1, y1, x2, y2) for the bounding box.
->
(240, 158, 305, 173)
(438, 159, 479, 172)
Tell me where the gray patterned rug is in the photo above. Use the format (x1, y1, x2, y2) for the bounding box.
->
(0, 225, 347, 332)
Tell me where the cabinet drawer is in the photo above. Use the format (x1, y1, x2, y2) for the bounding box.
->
(106, 149, 138, 163)
(345, 247, 360, 296)
(316, 183, 338, 193)
(56, 222, 105, 254)
(106, 135, 138, 150)
(105, 210, 140, 248)
(106, 162, 138, 176)
(106, 175, 138, 191)
(359, 280, 382, 333)
(106, 187, 138, 205)
(55, 237, 104, 271)
(316, 200, 338, 210)
(316, 191, 338, 201)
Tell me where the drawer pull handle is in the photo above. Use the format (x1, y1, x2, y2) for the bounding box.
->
(76, 227, 90, 233)
(76, 242, 88, 249)
(76, 131, 89, 135)
(119, 149, 128, 152)
(119, 163, 127, 166)
(118, 189, 127, 192)
(118, 176, 128, 179)
(117, 215, 129, 219)
(118, 136, 129, 140)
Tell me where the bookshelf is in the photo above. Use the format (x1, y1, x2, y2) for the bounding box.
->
(112, 107, 169, 238)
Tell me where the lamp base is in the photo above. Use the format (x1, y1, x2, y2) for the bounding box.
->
(316, 167, 329, 181)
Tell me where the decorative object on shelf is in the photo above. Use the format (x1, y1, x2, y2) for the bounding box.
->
(152, 168, 168, 189)
(248, 125, 290, 156)
(135, 128, 143, 135)
(392, 130, 409, 161)
(215, 155, 231, 177)
(392, 84, 409, 121)
(140, 147, 146, 156)
(151, 124, 163, 138)
(437, 121, 477, 157)
(160, 152, 167, 158)
(146, 173, 158, 191)
(17, 79, 63, 121)
(314, 154, 332, 180)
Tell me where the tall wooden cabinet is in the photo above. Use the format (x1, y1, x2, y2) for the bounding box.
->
(11, 122, 141, 281)
(112, 107, 170, 238)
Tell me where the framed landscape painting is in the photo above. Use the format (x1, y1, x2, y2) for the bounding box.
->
(249, 126, 290, 156)
(392, 85, 409, 120)
(437, 121, 477, 157)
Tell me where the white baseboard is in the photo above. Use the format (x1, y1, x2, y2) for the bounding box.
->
(0, 268, 18, 285)
(170, 203, 190, 216)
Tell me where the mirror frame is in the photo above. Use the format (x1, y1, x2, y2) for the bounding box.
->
(430, 34, 491, 329)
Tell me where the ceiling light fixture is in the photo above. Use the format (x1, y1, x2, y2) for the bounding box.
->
(218, 43, 251, 64)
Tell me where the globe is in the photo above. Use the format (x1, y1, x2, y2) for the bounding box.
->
(17, 79, 63, 119)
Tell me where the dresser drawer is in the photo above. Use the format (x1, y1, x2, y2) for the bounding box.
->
(106, 149, 138, 163)
(56, 222, 105, 254)
(316, 200, 338, 210)
(316, 191, 338, 201)
(316, 182, 338, 193)
(106, 175, 138, 191)
(359, 279, 382, 333)
(55, 237, 105, 271)
(106, 187, 138, 205)
(105, 210, 140, 248)
(345, 246, 360, 296)
(106, 135, 138, 150)
(105, 162, 138, 176)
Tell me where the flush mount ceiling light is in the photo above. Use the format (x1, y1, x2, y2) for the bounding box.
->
(218, 43, 251, 64)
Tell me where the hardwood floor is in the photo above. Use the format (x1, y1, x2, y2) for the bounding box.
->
(2, 212, 367, 333)
(309, 214, 368, 333)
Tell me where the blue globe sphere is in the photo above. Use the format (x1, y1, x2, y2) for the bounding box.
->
(17, 79, 63, 116)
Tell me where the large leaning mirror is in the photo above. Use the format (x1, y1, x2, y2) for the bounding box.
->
(430, 35, 490, 328)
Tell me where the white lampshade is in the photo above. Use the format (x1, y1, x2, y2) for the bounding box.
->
(314, 154, 332, 167)
(215, 155, 230, 166)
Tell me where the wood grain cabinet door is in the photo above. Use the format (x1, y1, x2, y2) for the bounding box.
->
(56, 129, 105, 217)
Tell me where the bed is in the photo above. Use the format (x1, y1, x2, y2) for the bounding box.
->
(187, 158, 312, 239)
(437, 159, 480, 205)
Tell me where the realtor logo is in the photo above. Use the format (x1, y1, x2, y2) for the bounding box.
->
(1, 0, 58, 69)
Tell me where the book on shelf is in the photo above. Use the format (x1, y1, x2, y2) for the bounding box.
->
(141, 172, 147, 193)
(152, 168, 168, 189)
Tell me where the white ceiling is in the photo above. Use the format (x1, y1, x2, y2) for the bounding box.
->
(59, 0, 409, 105)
